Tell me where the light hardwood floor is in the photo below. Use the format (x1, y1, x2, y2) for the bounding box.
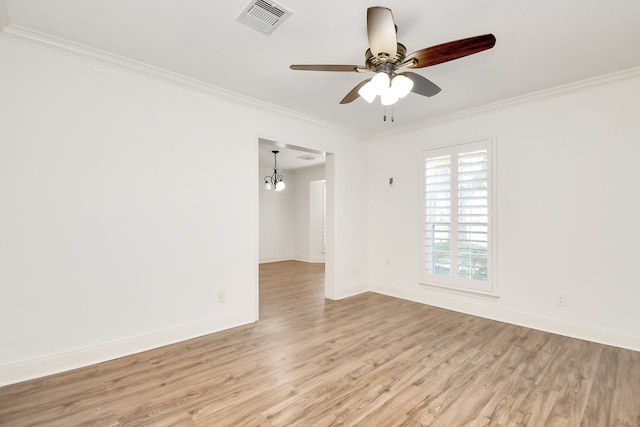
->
(1, 260, 639, 426)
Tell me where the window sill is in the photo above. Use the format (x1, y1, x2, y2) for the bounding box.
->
(419, 281, 500, 300)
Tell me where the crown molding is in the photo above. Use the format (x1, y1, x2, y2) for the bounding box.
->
(4, 24, 639, 142)
(0, 24, 361, 138)
(370, 66, 640, 140)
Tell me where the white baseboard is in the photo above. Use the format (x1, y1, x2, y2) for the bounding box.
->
(258, 256, 295, 264)
(371, 283, 640, 352)
(0, 310, 255, 387)
(259, 257, 326, 264)
(6, 284, 635, 388)
(302, 256, 326, 264)
(334, 283, 368, 300)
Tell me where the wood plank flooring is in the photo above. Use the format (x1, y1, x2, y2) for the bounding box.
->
(1, 260, 639, 426)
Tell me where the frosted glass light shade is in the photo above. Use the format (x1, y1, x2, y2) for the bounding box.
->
(370, 72, 390, 93)
(359, 72, 393, 104)
(380, 86, 399, 106)
(358, 81, 377, 103)
(359, 72, 412, 105)
(391, 74, 414, 98)
(275, 181, 285, 191)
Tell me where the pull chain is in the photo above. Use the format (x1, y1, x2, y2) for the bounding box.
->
(383, 106, 395, 122)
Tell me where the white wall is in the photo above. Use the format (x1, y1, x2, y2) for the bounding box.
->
(368, 73, 640, 350)
(258, 164, 326, 263)
(0, 35, 369, 385)
(293, 165, 326, 263)
(258, 166, 295, 262)
(308, 179, 326, 263)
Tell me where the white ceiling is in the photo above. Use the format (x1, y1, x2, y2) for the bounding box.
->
(259, 138, 325, 170)
(2, 0, 640, 168)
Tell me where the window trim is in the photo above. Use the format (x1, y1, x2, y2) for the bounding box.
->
(420, 136, 498, 298)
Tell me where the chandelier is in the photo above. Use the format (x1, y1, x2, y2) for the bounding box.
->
(264, 150, 285, 191)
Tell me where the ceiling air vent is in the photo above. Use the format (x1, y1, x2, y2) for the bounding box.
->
(237, 0, 292, 34)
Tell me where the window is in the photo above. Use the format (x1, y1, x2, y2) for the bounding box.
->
(421, 138, 496, 296)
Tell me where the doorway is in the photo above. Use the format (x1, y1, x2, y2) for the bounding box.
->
(257, 138, 335, 319)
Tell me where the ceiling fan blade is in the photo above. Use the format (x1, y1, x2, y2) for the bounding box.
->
(405, 34, 496, 68)
(340, 78, 372, 104)
(290, 64, 360, 72)
(402, 72, 441, 97)
(367, 7, 397, 59)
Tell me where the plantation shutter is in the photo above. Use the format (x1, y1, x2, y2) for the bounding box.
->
(422, 138, 495, 295)
(457, 149, 488, 281)
(424, 155, 452, 276)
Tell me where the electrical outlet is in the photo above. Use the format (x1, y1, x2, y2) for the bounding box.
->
(217, 290, 226, 303)
(555, 294, 567, 307)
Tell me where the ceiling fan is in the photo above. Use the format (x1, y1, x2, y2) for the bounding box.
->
(290, 7, 496, 106)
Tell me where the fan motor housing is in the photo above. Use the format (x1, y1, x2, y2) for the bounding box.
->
(365, 43, 407, 70)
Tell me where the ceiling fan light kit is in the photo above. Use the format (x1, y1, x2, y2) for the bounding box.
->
(290, 7, 496, 108)
(358, 72, 414, 105)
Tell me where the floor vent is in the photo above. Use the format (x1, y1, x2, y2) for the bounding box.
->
(237, 0, 292, 34)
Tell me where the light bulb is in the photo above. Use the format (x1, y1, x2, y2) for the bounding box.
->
(275, 181, 285, 191)
(358, 81, 377, 103)
(380, 86, 399, 106)
(391, 74, 414, 98)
